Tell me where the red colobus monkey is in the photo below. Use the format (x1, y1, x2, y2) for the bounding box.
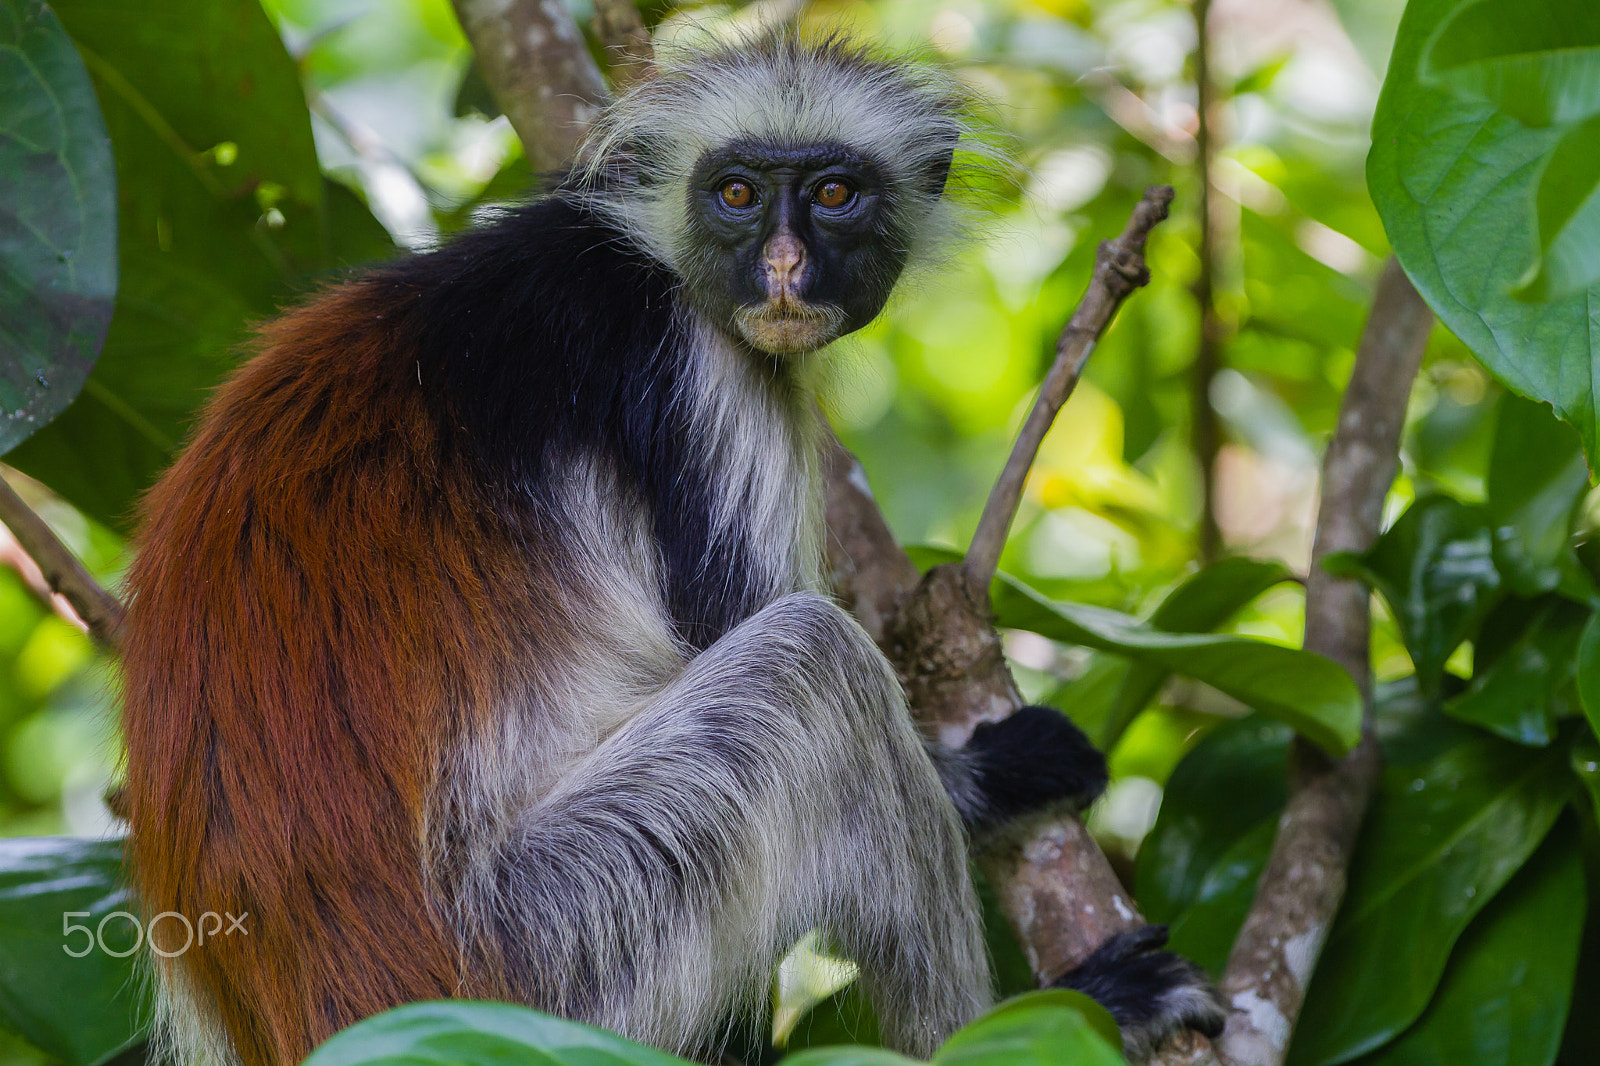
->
(120, 34, 1223, 1066)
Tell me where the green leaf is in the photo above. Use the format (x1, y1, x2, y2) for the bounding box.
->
(931, 993, 1125, 1066)
(436, 150, 533, 233)
(1370, 0, 1600, 466)
(1103, 558, 1295, 749)
(1575, 610, 1600, 739)
(1484, 393, 1590, 597)
(990, 577, 1361, 755)
(1340, 496, 1501, 697)
(1136, 717, 1293, 933)
(1445, 598, 1586, 745)
(781, 984, 883, 1054)
(783, 1050, 920, 1066)
(302, 1001, 694, 1066)
(965, 990, 1123, 1054)
(1138, 684, 1428, 976)
(1039, 655, 1135, 750)
(0, 837, 147, 1066)
(1424, 0, 1600, 127)
(1519, 112, 1600, 301)
(1162, 819, 1277, 977)
(1287, 734, 1571, 1066)
(1571, 737, 1600, 820)
(5, 0, 394, 528)
(0, 0, 116, 450)
(1348, 820, 1584, 1066)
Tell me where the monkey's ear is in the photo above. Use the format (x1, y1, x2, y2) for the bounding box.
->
(922, 134, 958, 198)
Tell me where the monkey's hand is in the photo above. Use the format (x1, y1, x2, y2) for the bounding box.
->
(1054, 924, 1227, 1063)
(957, 704, 1109, 832)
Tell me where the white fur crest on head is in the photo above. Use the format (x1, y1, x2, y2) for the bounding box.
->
(569, 31, 983, 269)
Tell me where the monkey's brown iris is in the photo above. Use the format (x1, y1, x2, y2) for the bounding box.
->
(720, 180, 754, 208)
(815, 181, 852, 208)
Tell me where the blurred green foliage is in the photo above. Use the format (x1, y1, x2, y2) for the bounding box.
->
(4, 0, 1600, 1064)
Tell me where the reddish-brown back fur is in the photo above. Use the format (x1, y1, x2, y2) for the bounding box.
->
(121, 281, 537, 1065)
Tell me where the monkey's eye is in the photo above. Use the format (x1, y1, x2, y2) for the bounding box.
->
(719, 180, 756, 208)
(814, 181, 854, 209)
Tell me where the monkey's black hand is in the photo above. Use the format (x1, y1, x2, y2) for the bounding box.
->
(1054, 925, 1226, 1063)
(962, 704, 1108, 831)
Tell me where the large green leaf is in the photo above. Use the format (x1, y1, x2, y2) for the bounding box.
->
(1425, 0, 1600, 301)
(1103, 558, 1295, 749)
(1445, 597, 1586, 745)
(1370, 0, 1600, 462)
(1521, 113, 1600, 301)
(0, 837, 146, 1066)
(303, 995, 1125, 1066)
(992, 576, 1361, 754)
(1483, 393, 1589, 598)
(303, 1002, 693, 1066)
(1287, 732, 1571, 1065)
(1135, 717, 1293, 935)
(4, 0, 393, 528)
(1424, 0, 1600, 128)
(1348, 820, 1584, 1066)
(1332, 495, 1501, 697)
(0, 0, 115, 450)
(928, 992, 1124, 1066)
(1139, 685, 1574, 1062)
(1574, 610, 1600, 741)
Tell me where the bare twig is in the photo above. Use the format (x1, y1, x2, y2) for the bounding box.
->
(0, 473, 123, 647)
(1190, 0, 1223, 563)
(1211, 258, 1433, 1066)
(591, 0, 654, 90)
(449, 0, 609, 173)
(963, 185, 1174, 590)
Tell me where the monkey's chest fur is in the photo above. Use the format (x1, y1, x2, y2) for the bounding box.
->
(395, 198, 829, 798)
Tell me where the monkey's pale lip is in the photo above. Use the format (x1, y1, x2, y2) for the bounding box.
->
(734, 302, 844, 354)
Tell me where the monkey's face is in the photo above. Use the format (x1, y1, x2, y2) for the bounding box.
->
(682, 141, 913, 354)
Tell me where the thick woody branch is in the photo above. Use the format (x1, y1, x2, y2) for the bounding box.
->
(1211, 258, 1432, 1066)
(964, 186, 1173, 590)
(590, 0, 654, 90)
(0, 472, 123, 647)
(449, 0, 609, 173)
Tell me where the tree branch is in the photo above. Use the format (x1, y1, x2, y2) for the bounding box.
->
(449, 0, 609, 173)
(1211, 258, 1433, 1066)
(0, 472, 123, 647)
(963, 185, 1173, 591)
(590, 0, 654, 90)
(1189, 0, 1223, 563)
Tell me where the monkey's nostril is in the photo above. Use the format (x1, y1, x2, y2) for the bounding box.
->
(762, 234, 806, 289)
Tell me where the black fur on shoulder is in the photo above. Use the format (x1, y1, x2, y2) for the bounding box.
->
(1055, 925, 1227, 1062)
(362, 196, 777, 649)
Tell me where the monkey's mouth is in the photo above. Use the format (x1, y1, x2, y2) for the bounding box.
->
(733, 301, 847, 354)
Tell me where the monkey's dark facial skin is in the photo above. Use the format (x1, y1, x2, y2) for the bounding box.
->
(682, 140, 913, 353)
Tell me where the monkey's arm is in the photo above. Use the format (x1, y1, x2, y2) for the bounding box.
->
(473, 593, 991, 1060)
(931, 707, 1226, 1060)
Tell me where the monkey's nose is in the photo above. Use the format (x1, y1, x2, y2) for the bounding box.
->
(761, 234, 807, 298)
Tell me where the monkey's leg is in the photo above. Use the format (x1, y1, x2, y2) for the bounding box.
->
(478, 592, 990, 1060)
